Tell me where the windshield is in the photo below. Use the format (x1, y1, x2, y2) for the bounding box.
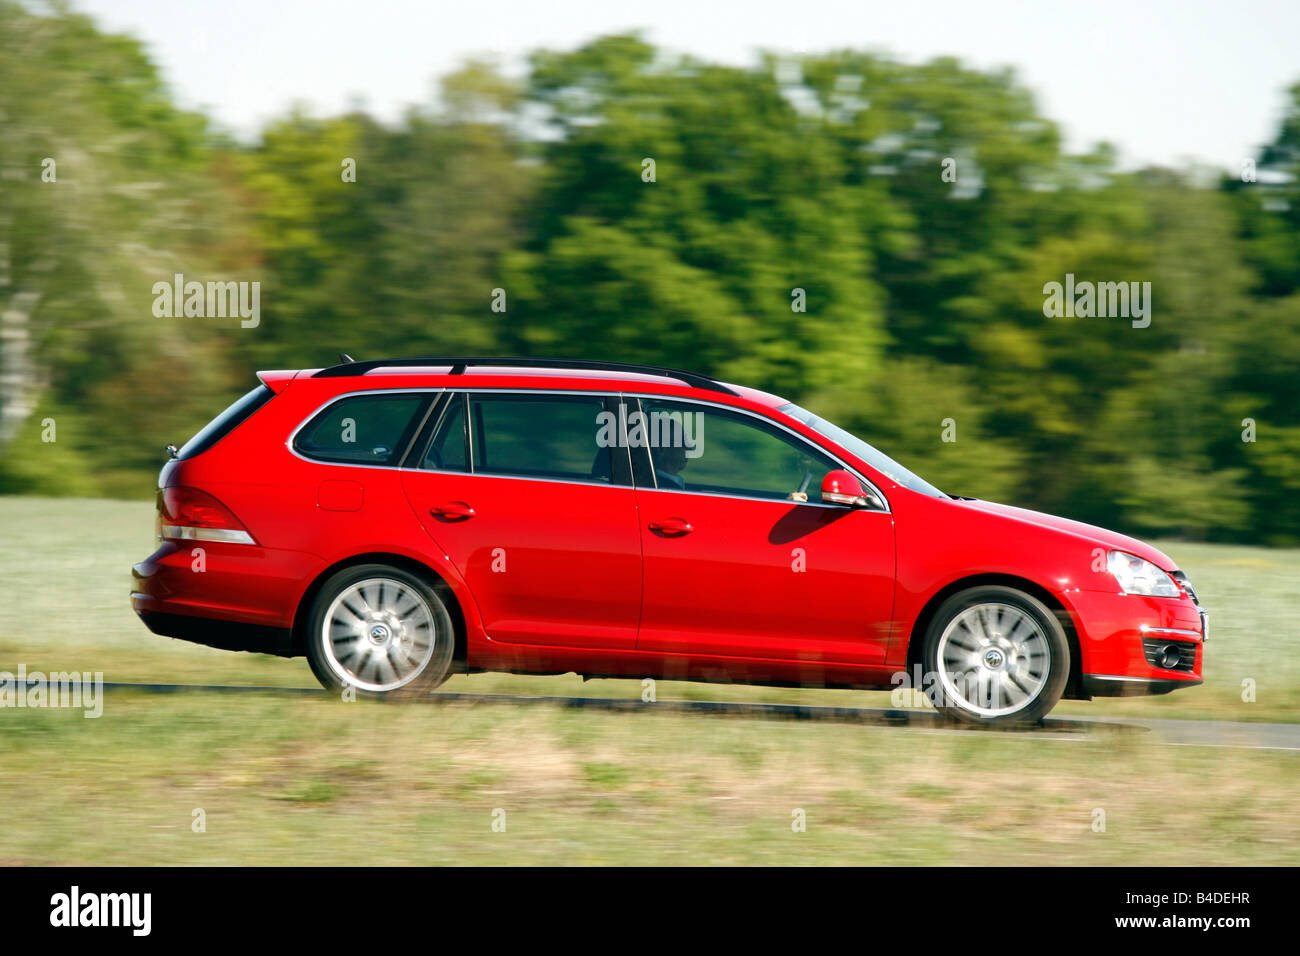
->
(778, 403, 948, 499)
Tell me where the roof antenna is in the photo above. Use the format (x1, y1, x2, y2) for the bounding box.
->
(339, 353, 355, 364)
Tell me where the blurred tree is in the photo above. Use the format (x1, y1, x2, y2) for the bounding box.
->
(0, 0, 235, 493)
(1224, 82, 1300, 298)
(233, 62, 531, 372)
(507, 35, 885, 398)
(2, 8, 1299, 546)
(1082, 178, 1254, 539)
(807, 357, 1026, 502)
(1218, 292, 1300, 544)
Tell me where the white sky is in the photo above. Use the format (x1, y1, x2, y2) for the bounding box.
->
(75, 0, 1299, 171)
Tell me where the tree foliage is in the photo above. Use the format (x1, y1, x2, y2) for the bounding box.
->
(1, 9, 1299, 543)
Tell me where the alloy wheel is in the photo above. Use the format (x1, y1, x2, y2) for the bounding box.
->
(321, 577, 439, 692)
(935, 602, 1051, 717)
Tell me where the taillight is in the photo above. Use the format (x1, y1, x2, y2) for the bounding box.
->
(157, 487, 256, 545)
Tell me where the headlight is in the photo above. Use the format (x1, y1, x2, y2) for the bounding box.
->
(1107, 550, 1180, 597)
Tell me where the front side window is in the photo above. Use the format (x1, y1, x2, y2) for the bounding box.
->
(637, 398, 840, 503)
(778, 403, 947, 498)
(469, 393, 619, 484)
(294, 393, 429, 466)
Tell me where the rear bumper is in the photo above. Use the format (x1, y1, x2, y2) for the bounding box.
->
(1082, 673, 1204, 697)
(136, 609, 296, 657)
(132, 540, 318, 657)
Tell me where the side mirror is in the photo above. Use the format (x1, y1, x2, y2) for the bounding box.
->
(821, 469, 883, 510)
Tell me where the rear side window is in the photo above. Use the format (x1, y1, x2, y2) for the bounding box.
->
(294, 393, 430, 466)
(178, 385, 274, 459)
(470, 393, 615, 483)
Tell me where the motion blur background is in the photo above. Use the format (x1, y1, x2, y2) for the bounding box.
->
(1, 0, 1298, 866)
(2, 0, 1299, 543)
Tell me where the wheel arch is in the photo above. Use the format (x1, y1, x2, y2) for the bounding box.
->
(903, 573, 1086, 701)
(291, 552, 468, 667)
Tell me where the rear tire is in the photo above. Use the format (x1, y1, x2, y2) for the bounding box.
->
(305, 563, 455, 698)
(922, 585, 1069, 726)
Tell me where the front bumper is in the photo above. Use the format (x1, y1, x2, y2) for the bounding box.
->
(1064, 587, 1205, 693)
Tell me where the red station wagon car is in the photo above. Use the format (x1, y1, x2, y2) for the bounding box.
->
(131, 357, 1206, 725)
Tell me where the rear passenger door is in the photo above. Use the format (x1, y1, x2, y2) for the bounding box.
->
(400, 391, 643, 650)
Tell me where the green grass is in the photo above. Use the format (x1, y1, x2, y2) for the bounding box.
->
(0, 693, 1295, 865)
(0, 495, 1296, 864)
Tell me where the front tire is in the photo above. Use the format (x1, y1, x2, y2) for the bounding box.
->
(305, 564, 455, 698)
(922, 585, 1069, 726)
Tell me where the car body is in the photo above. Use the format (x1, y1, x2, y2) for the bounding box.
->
(131, 357, 1206, 724)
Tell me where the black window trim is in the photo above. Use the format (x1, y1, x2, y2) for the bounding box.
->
(405, 391, 462, 471)
(287, 388, 442, 471)
(397, 392, 445, 468)
(411, 388, 635, 489)
(294, 385, 888, 508)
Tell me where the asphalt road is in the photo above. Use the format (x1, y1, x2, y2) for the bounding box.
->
(92, 682, 1300, 751)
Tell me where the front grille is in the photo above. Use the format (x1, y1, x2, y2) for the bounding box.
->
(1142, 637, 1198, 673)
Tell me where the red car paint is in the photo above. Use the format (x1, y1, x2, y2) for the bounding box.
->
(131, 361, 1205, 708)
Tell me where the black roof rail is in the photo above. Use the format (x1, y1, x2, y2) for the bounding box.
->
(311, 356, 739, 396)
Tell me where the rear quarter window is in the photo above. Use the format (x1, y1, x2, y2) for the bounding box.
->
(293, 392, 430, 466)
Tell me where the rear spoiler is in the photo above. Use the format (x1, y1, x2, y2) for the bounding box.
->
(256, 369, 302, 394)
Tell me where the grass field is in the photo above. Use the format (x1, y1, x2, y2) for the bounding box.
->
(1, 496, 1297, 864)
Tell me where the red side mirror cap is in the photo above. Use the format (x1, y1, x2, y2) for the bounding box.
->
(821, 469, 878, 508)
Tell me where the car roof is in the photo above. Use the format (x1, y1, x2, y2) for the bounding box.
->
(269, 362, 790, 409)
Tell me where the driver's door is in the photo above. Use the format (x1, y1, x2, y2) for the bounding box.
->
(631, 397, 895, 665)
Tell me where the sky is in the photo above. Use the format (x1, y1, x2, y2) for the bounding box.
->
(76, 0, 1299, 171)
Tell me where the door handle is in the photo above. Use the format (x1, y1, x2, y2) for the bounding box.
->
(431, 501, 475, 520)
(648, 517, 693, 536)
